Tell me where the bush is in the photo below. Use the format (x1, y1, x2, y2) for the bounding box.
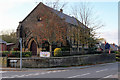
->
(10, 51, 20, 57)
(1, 51, 9, 57)
(115, 51, 120, 54)
(8, 51, 32, 57)
(25, 54, 30, 57)
(54, 48, 62, 57)
(61, 47, 70, 56)
(23, 52, 32, 57)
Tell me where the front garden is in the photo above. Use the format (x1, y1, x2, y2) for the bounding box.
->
(0, 47, 117, 58)
(1, 51, 32, 57)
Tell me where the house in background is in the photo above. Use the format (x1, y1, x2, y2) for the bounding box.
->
(0, 38, 15, 51)
(97, 42, 118, 51)
(110, 43, 118, 51)
(6, 43, 15, 51)
(0, 38, 7, 51)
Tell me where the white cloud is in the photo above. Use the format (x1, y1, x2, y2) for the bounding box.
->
(99, 30, 118, 45)
(0, 0, 35, 32)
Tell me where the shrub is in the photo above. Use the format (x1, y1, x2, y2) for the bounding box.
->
(1, 51, 9, 57)
(61, 47, 70, 51)
(54, 48, 62, 57)
(60, 48, 70, 56)
(0, 51, 32, 57)
(10, 51, 20, 57)
(8, 51, 32, 57)
(23, 51, 32, 57)
(115, 51, 120, 54)
(25, 54, 30, 57)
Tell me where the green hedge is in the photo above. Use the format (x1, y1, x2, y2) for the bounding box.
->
(1, 51, 32, 57)
(0, 51, 9, 57)
(115, 51, 120, 61)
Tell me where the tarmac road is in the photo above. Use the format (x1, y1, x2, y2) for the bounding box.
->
(1, 62, 119, 80)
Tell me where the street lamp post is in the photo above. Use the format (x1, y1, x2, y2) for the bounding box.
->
(19, 38, 22, 70)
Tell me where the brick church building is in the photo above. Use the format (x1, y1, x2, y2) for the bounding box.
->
(17, 2, 88, 56)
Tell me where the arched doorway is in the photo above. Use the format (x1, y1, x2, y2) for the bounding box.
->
(30, 40, 37, 56)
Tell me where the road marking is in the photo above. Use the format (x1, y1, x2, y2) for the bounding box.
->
(2, 77, 10, 78)
(56, 70, 62, 72)
(2, 70, 69, 78)
(107, 63, 114, 65)
(0, 71, 7, 73)
(67, 73, 90, 78)
(16, 74, 26, 77)
(25, 73, 34, 77)
(46, 71, 52, 73)
(32, 73, 40, 76)
(52, 71, 57, 73)
(41, 72, 46, 74)
(10, 75, 20, 78)
(103, 75, 113, 78)
(96, 69, 108, 73)
(2, 76, 16, 78)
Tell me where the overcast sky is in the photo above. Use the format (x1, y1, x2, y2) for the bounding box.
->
(0, 0, 118, 45)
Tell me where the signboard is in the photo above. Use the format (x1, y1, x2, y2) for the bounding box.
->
(40, 52, 50, 57)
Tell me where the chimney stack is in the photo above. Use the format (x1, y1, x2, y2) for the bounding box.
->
(60, 9, 63, 13)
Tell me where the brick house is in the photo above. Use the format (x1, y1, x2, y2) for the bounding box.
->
(0, 38, 15, 51)
(17, 2, 89, 56)
(0, 38, 7, 51)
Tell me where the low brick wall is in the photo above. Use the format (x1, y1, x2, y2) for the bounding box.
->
(8, 53, 116, 68)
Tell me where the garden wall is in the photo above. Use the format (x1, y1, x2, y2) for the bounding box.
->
(8, 53, 116, 68)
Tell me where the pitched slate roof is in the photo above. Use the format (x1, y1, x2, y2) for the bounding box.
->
(0, 38, 7, 44)
(110, 44, 118, 51)
(51, 8, 80, 26)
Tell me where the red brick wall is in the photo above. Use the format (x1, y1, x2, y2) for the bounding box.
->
(1, 43, 7, 51)
(17, 3, 68, 50)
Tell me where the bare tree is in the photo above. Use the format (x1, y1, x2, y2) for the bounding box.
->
(41, 0, 68, 11)
(97, 38, 106, 43)
(0, 30, 17, 43)
(71, 2, 104, 53)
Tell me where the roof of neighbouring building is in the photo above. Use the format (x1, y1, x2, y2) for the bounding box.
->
(0, 38, 7, 44)
(6, 43, 15, 46)
(110, 44, 118, 50)
(100, 43, 118, 51)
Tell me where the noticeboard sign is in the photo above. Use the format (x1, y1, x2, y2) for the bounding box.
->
(40, 52, 50, 57)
